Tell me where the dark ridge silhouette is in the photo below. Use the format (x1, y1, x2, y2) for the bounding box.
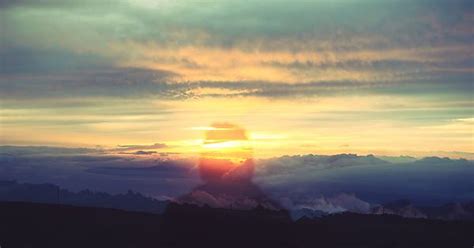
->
(0, 201, 473, 248)
(0, 180, 167, 213)
(2, 180, 474, 221)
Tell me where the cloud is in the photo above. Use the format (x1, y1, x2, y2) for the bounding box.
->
(0, 64, 179, 100)
(1, 0, 472, 101)
(124, 150, 157, 155)
(0, 145, 103, 156)
(1, 146, 473, 206)
(281, 193, 371, 214)
(116, 42, 473, 83)
(0, 0, 117, 8)
(1, 0, 472, 85)
(0, 146, 200, 197)
(256, 154, 388, 176)
(85, 159, 195, 179)
(115, 143, 168, 151)
(178, 189, 274, 210)
(254, 154, 474, 205)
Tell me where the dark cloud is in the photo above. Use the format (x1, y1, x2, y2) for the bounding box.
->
(123, 150, 157, 155)
(0, 145, 103, 156)
(0, 146, 199, 197)
(2, 0, 473, 55)
(1, 68, 472, 103)
(0, 41, 472, 101)
(190, 79, 474, 99)
(0, 0, 119, 9)
(265, 57, 474, 76)
(1, 146, 473, 206)
(255, 154, 474, 206)
(0, 46, 108, 75)
(85, 159, 195, 178)
(0, 65, 180, 99)
(116, 143, 168, 151)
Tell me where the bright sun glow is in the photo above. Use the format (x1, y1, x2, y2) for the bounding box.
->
(200, 123, 253, 162)
(202, 140, 248, 150)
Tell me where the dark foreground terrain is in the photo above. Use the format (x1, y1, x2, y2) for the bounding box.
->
(0, 201, 473, 248)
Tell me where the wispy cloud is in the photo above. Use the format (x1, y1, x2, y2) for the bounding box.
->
(115, 143, 168, 151)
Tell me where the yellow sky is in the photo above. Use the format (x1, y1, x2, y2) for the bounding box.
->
(2, 95, 472, 159)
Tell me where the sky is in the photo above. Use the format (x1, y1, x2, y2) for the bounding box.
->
(0, 0, 473, 159)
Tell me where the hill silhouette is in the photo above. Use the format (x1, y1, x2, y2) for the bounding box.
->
(0, 180, 167, 214)
(0, 201, 473, 248)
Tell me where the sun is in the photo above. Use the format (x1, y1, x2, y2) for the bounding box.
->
(200, 123, 253, 163)
(198, 122, 255, 183)
(202, 140, 247, 149)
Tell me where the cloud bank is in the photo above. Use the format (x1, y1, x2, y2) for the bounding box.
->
(1, 146, 473, 207)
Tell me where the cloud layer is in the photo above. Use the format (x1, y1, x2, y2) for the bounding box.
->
(1, 146, 473, 206)
(1, 0, 473, 88)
